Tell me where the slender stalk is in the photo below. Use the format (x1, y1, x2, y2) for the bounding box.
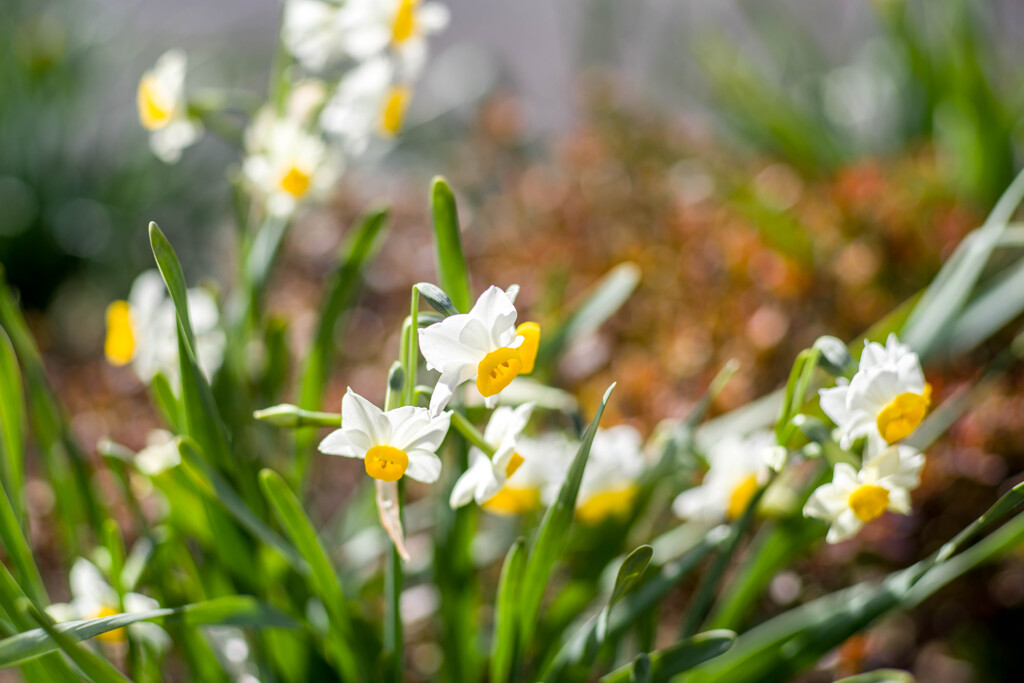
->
(404, 288, 420, 406)
(450, 411, 496, 457)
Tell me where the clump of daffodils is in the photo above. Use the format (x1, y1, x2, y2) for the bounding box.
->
(804, 334, 931, 543)
(105, 270, 225, 388)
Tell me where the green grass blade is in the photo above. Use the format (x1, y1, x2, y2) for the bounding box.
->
(947, 255, 1024, 355)
(149, 372, 181, 432)
(257, 469, 364, 680)
(490, 537, 526, 683)
(430, 177, 472, 313)
(0, 327, 25, 523)
(0, 479, 48, 607)
(20, 600, 131, 683)
(519, 383, 616, 649)
(177, 439, 302, 568)
(0, 597, 295, 668)
(537, 263, 641, 367)
(606, 545, 653, 621)
(149, 221, 198, 353)
(599, 630, 736, 683)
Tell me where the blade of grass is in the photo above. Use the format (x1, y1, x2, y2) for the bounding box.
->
(430, 177, 472, 313)
(0, 328, 25, 524)
(490, 537, 526, 683)
(519, 383, 616, 649)
(20, 600, 131, 683)
(599, 630, 736, 683)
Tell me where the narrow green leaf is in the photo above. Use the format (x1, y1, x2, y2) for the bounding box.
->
(835, 670, 914, 683)
(258, 469, 364, 681)
(599, 630, 736, 683)
(609, 545, 653, 609)
(0, 327, 25, 522)
(430, 177, 472, 313)
(149, 372, 181, 432)
(149, 221, 197, 353)
(177, 439, 303, 568)
(490, 538, 526, 683)
(947, 255, 1024, 355)
(631, 654, 650, 683)
(20, 600, 131, 683)
(0, 473, 46, 607)
(538, 262, 641, 366)
(519, 383, 616, 648)
(0, 597, 295, 668)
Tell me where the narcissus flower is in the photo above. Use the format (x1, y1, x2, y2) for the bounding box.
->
(105, 270, 224, 387)
(803, 444, 925, 543)
(282, 0, 348, 72)
(46, 558, 169, 650)
(336, 0, 449, 74)
(819, 334, 930, 454)
(449, 403, 534, 509)
(243, 111, 336, 216)
(320, 57, 415, 151)
(673, 430, 777, 524)
(481, 433, 571, 516)
(419, 286, 541, 416)
(318, 389, 451, 482)
(575, 425, 646, 524)
(134, 430, 181, 477)
(136, 50, 202, 163)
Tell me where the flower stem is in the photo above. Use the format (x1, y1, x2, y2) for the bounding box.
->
(450, 411, 496, 458)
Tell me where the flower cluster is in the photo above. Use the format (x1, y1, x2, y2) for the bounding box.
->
(804, 334, 930, 542)
(136, 0, 449, 217)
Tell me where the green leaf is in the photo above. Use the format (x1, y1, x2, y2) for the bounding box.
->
(599, 630, 736, 683)
(149, 372, 181, 432)
(519, 383, 616, 648)
(902, 167, 1024, 356)
(430, 177, 472, 313)
(20, 600, 131, 683)
(149, 221, 198, 353)
(0, 327, 25, 523)
(947, 255, 1024, 355)
(0, 596, 295, 668)
(608, 545, 653, 614)
(0, 462, 46, 608)
(490, 537, 526, 683)
(177, 439, 303, 569)
(538, 263, 641, 366)
(258, 469, 364, 681)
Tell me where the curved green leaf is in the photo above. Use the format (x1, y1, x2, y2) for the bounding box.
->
(599, 630, 736, 683)
(490, 537, 526, 683)
(430, 177, 472, 313)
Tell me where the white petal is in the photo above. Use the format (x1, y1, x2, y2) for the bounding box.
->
(389, 407, 450, 453)
(419, 315, 482, 371)
(342, 389, 391, 445)
(826, 510, 862, 543)
(467, 286, 518, 348)
(70, 559, 116, 607)
(405, 451, 443, 483)
(318, 428, 367, 458)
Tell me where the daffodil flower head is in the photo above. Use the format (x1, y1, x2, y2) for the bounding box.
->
(136, 50, 202, 163)
(318, 389, 451, 483)
(803, 444, 924, 543)
(449, 403, 535, 508)
(282, 0, 348, 72)
(819, 334, 930, 454)
(482, 432, 573, 516)
(576, 425, 646, 524)
(418, 285, 541, 416)
(320, 57, 415, 153)
(46, 558, 169, 650)
(672, 429, 776, 524)
(334, 0, 449, 75)
(105, 270, 225, 388)
(243, 110, 335, 217)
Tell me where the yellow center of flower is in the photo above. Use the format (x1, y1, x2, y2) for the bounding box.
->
(476, 347, 523, 398)
(848, 484, 890, 522)
(876, 384, 931, 444)
(727, 475, 759, 520)
(391, 0, 419, 43)
(279, 165, 312, 198)
(577, 486, 637, 524)
(364, 445, 409, 481)
(515, 322, 541, 374)
(104, 301, 136, 366)
(137, 75, 173, 130)
(482, 487, 541, 516)
(505, 452, 524, 478)
(92, 606, 127, 643)
(379, 86, 412, 137)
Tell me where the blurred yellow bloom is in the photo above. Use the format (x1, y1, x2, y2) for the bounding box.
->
(104, 300, 135, 366)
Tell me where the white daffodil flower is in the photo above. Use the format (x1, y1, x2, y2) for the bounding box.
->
(243, 110, 336, 217)
(575, 425, 647, 524)
(318, 388, 451, 483)
(46, 558, 169, 650)
(449, 403, 535, 509)
(134, 429, 181, 477)
(803, 444, 925, 543)
(282, 0, 347, 72)
(105, 270, 225, 388)
(479, 433, 572, 516)
(819, 334, 931, 454)
(136, 50, 202, 163)
(320, 57, 412, 153)
(336, 0, 450, 75)
(673, 430, 778, 524)
(418, 286, 541, 416)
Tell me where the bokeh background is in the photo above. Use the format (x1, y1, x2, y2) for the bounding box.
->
(4, 0, 1024, 680)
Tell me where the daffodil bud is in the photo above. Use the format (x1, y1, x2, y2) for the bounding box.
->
(415, 282, 459, 317)
(813, 336, 854, 377)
